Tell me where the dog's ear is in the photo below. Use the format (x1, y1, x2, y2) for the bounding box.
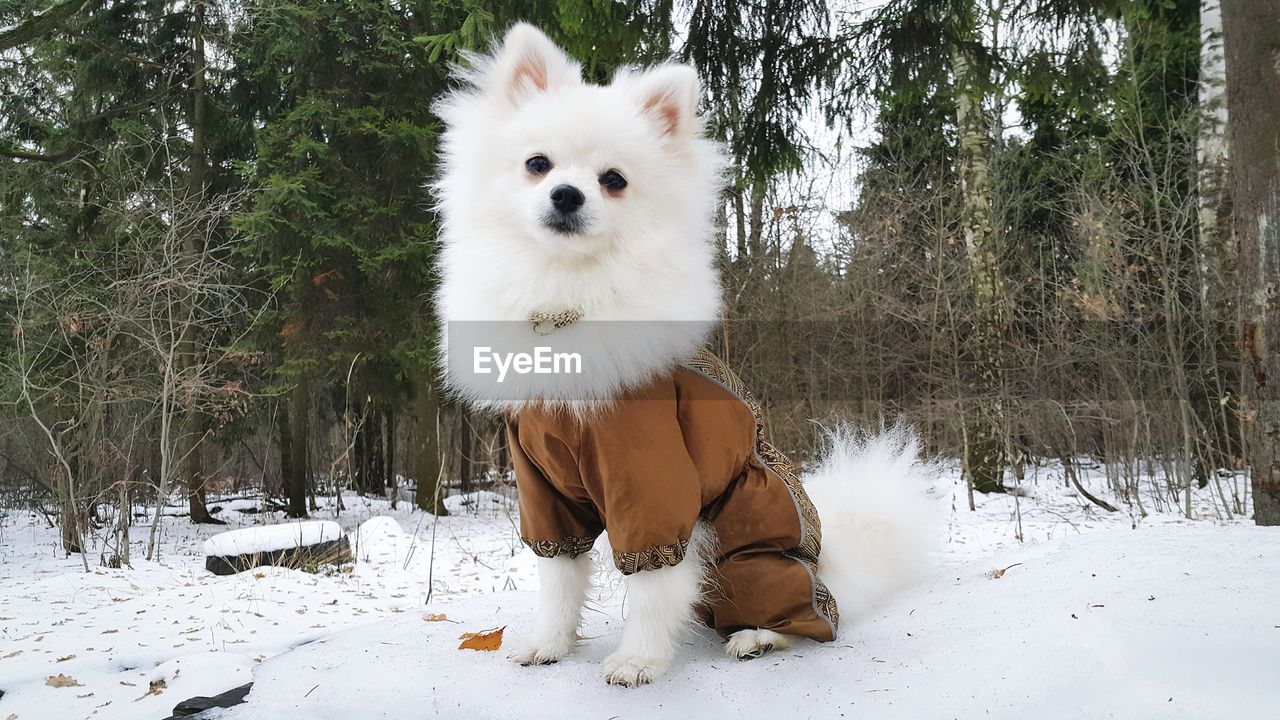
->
(632, 65, 700, 141)
(488, 23, 580, 108)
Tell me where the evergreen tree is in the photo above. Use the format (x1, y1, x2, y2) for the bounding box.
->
(231, 0, 441, 516)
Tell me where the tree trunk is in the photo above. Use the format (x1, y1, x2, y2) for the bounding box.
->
(386, 408, 397, 508)
(459, 407, 473, 495)
(747, 184, 766, 260)
(951, 30, 1006, 494)
(354, 405, 368, 494)
(353, 403, 369, 495)
(117, 480, 131, 566)
(1222, 1, 1280, 524)
(58, 463, 84, 555)
(368, 409, 384, 496)
(1198, 0, 1243, 472)
(384, 409, 394, 499)
(286, 377, 310, 518)
(278, 400, 293, 498)
(183, 0, 212, 524)
(496, 418, 509, 474)
(190, 0, 207, 196)
(414, 375, 447, 515)
(184, 427, 218, 523)
(733, 188, 748, 259)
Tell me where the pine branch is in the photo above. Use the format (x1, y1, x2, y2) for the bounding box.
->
(0, 0, 92, 52)
(0, 143, 73, 162)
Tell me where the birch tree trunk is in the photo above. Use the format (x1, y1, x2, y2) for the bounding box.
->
(1195, 0, 1241, 505)
(951, 29, 1006, 494)
(1222, 1, 1280, 525)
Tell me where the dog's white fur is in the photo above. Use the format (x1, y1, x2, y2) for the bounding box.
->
(433, 23, 938, 686)
(804, 424, 942, 619)
(601, 523, 717, 686)
(506, 553, 592, 666)
(433, 23, 724, 415)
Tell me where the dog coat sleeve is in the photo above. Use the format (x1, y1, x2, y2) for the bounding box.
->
(576, 378, 703, 574)
(507, 419, 602, 558)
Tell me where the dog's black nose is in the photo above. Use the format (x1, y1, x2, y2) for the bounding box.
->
(550, 184, 585, 214)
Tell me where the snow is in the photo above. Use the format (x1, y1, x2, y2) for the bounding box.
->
(0, 466, 1274, 720)
(201, 520, 344, 557)
(0, 490, 532, 720)
(219, 525, 1280, 720)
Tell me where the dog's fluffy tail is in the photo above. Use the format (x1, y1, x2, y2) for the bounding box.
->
(804, 423, 941, 621)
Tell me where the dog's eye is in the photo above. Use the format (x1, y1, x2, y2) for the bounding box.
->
(599, 170, 627, 193)
(525, 155, 552, 175)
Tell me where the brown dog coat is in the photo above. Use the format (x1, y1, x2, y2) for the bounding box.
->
(508, 349, 839, 641)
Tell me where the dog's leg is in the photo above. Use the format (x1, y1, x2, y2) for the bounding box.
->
(509, 554, 592, 666)
(725, 628, 793, 660)
(601, 544, 707, 686)
(600, 562, 700, 686)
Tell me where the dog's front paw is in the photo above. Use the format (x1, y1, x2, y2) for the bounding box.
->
(508, 631, 578, 666)
(601, 652, 668, 687)
(725, 628, 792, 660)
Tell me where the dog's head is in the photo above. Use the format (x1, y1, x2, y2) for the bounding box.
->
(433, 25, 725, 411)
(435, 23, 723, 261)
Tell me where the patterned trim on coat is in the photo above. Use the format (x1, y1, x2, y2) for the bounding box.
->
(522, 535, 597, 559)
(788, 552, 841, 633)
(756, 439, 823, 562)
(613, 538, 689, 575)
(685, 350, 766, 438)
(684, 348, 838, 635)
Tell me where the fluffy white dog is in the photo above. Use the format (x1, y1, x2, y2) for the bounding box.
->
(433, 22, 937, 687)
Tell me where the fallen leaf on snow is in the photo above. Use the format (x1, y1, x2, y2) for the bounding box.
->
(46, 674, 81, 688)
(985, 562, 1022, 580)
(423, 613, 448, 622)
(458, 626, 505, 651)
(136, 679, 165, 701)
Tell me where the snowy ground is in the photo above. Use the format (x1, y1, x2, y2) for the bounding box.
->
(0, 462, 1275, 720)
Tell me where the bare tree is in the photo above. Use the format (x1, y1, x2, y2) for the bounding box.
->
(6, 138, 270, 563)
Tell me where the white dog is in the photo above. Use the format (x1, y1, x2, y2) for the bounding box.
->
(433, 23, 936, 687)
